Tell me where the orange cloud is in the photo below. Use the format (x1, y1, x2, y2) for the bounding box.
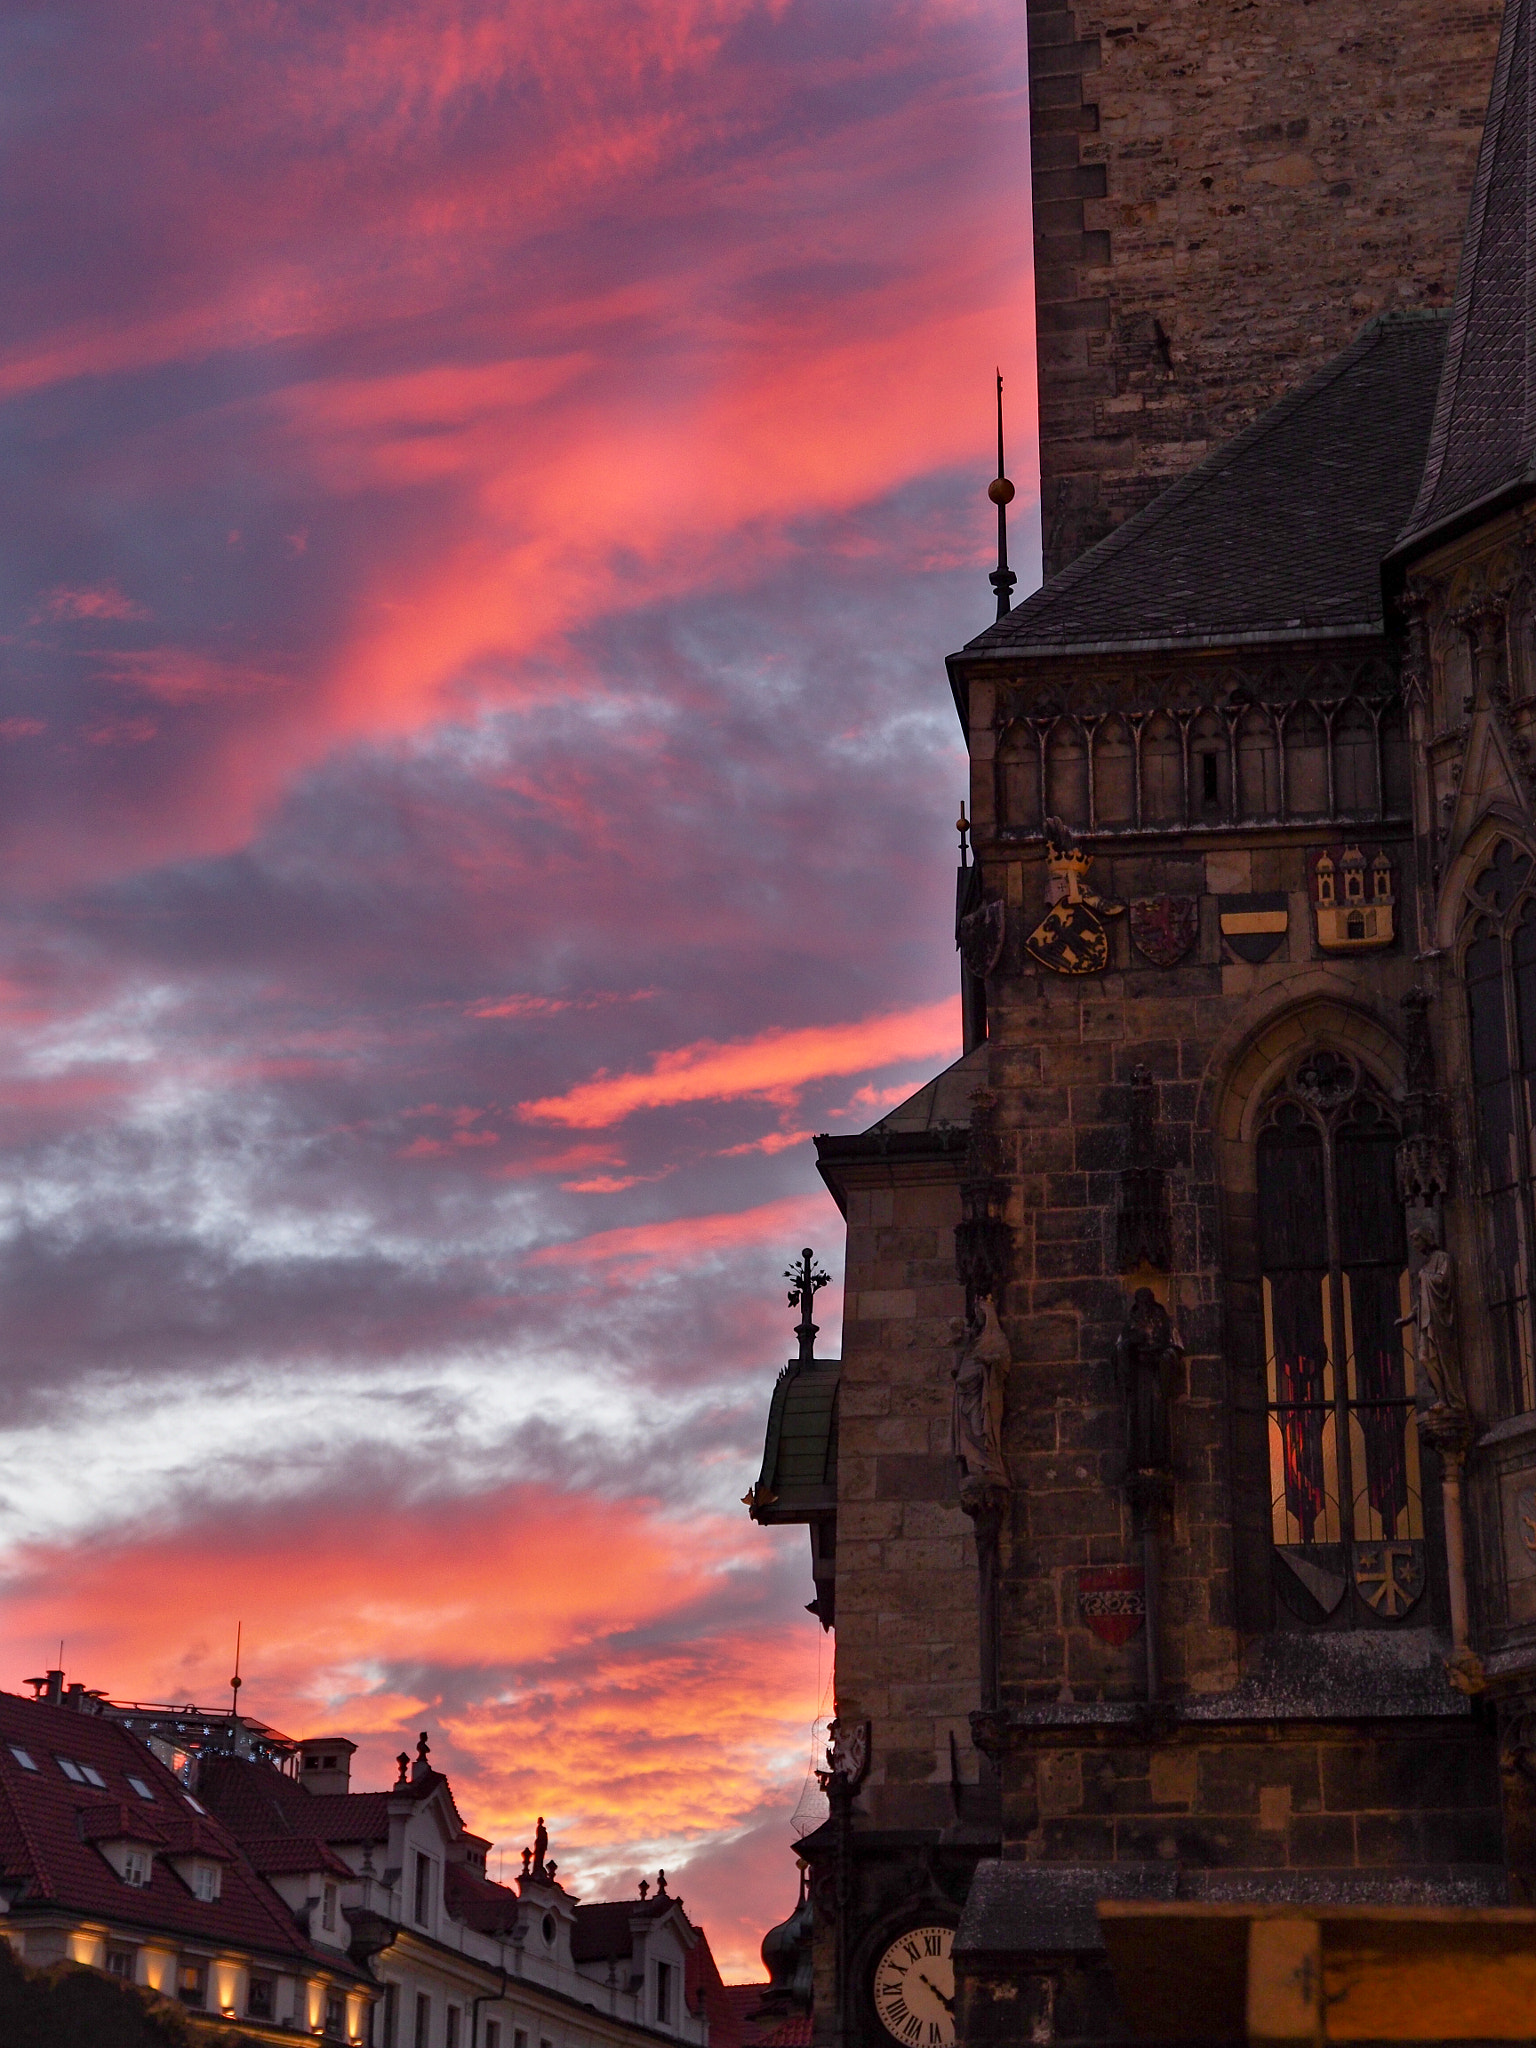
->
(519, 998, 958, 1128)
(0, 1484, 822, 1975)
(525, 1194, 830, 1274)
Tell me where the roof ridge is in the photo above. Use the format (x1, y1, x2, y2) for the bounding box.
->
(1396, 0, 1536, 553)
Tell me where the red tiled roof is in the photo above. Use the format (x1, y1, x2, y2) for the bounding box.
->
(198, 1753, 398, 1845)
(444, 1860, 522, 1935)
(715, 1983, 811, 2046)
(570, 1895, 676, 1964)
(75, 1801, 168, 1847)
(753, 2013, 812, 2045)
(241, 1834, 355, 1879)
(0, 1690, 364, 1978)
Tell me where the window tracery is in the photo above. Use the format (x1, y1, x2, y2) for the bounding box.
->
(1462, 838, 1536, 1417)
(1258, 1053, 1422, 1623)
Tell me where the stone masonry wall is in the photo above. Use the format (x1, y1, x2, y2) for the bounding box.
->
(833, 1162, 982, 1829)
(1031, 0, 1503, 574)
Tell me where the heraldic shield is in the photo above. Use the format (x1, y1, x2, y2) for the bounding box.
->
(1077, 1565, 1145, 1645)
(1129, 892, 1199, 968)
(1027, 897, 1110, 974)
(1352, 1539, 1425, 1619)
(959, 898, 1006, 980)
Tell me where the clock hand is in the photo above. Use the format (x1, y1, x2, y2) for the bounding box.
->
(916, 1974, 953, 2016)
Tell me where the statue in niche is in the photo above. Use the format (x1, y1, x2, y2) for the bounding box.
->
(1115, 1287, 1181, 1474)
(1401, 1227, 1466, 1418)
(949, 1298, 1011, 1498)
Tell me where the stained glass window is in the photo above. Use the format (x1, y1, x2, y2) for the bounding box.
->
(1258, 1062, 1419, 1618)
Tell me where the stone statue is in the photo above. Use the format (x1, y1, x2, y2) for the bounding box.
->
(949, 1298, 1011, 1495)
(1401, 1227, 1466, 1417)
(1115, 1286, 1181, 1473)
(533, 1815, 548, 1875)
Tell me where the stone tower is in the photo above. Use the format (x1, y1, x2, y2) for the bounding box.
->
(1034, 0, 1504, 575)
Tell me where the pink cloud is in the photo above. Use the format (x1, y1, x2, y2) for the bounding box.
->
(33, 584, 150, 623)
(519, 999, 959, 1128)
(525, 1194, 832, 1275)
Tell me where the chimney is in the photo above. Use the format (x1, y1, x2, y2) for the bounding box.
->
(299, 1736, 357, 1795)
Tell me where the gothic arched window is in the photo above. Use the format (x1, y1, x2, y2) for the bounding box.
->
(1463, 838, 1536, 1417)
(1258, 1053, 1421, 1622)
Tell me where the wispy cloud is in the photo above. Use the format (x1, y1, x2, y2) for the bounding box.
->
(519, 1000, 959, 1128)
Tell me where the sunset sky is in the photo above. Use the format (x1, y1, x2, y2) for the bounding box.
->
(0, 0, 1035, 1973)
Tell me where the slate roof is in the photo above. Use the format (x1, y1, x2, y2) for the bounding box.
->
(958, 313, 1448, 660)
(1397, 0, 1536, 554)
(0, 1690, 362, 1976)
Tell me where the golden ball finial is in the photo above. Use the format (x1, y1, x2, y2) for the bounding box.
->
(988, 476, 1015, 506)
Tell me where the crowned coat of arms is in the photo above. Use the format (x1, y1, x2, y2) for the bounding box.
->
(1128, 892, 1200, 968)
(1025, 817, 1124, 975)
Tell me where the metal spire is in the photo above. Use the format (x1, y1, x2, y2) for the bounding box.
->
(785, 1246, 829, 1365)
(987, 369, 1016, 621)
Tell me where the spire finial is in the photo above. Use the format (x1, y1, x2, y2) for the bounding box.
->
(957, 803, 971, 867)
(229, 1619, 242, 1721)
(785, 1247, 830, 1365)
(987, 369, 1016, 622)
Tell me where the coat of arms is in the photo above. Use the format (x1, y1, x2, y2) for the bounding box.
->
(1313, 845, 1395, 951)
(1352, 1539, 1424, 1619)
(1128, 892, 1200, 968)
(1025, 816, 1123, 976)
(1077, 1565, 1145, 1646)
(1219, 892, 1289, 963)
(959, 899, 1007, 980)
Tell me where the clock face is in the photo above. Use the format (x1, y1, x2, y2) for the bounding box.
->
(873, 1925, 954, 2048)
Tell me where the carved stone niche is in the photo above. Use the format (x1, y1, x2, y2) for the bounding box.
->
(1396, 1133, 1452, 1245)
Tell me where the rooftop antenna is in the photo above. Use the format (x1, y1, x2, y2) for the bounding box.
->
(229, 1621, 242, 1721)
(988, 369, 1016, 622)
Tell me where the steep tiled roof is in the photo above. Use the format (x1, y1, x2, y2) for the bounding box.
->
(199, 1753, 397, 1845)
(0, 1691, 361, 1975)
(571, 1895, 675, 1963)
(241, 1833, 354, 1879)
(1398, 0, 1536, 554)
(959, 313, 1447, 659)
(444, 1859, 522, 1935)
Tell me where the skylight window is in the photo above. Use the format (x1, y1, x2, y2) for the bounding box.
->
(79, 1764, 107, 1789)
(56, 1757, 85, 1782)
(8, 1748, 37, 1771)
(126, 1776, 155, 1801)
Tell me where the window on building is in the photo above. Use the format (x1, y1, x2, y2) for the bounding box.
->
(446, 2006, 461, 2048)
(7, 1748, 36, 1771)
(1465, 840, 1536, 1415)
(122, 1848, 151, 1887)
(325, 1992, 346, 2038)
(514, 2028, 529, 2048)
(1258, 1054, 1421, 1622)
(322, 1881, 338, 1931)
(126, 1775, 155, 1801)
(177, 1961, 207, 2008)
(655, 1962, 673, 2026)
(105, 1946, 137, 1981)
(55, 1757, 84, 1782)
(78, 1763, 107, 1788)
(485, 2024, 502, 2048)
(413, 1851, 432, 1925)
(247, 1976, 275, 2019)
(415, 1992, 432, 2048)
(189, 1861, 221, 1902)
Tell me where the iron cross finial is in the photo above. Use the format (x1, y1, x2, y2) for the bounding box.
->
(785, 1246, 830, 1364)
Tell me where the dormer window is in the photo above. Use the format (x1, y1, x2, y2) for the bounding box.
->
(120, 1847, 152, 1888)
(322, 1881, 337, 1932)
(542, 1912, 556, 1945)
